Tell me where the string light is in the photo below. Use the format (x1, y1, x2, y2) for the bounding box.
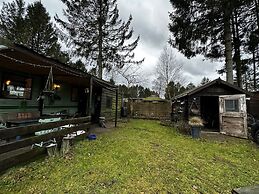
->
(0, 53, 86, 78)
(0, 52, 118, 90)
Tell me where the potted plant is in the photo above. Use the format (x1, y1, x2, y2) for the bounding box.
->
(188, 116, 204, 139)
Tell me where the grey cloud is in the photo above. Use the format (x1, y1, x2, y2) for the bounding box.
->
(118, 0, 170, 49)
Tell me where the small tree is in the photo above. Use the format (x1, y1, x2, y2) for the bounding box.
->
(165, 81, 185, 99)
(152, 75, 164, 97)
(186, 82, 196, 90)
(110, 63, 144, 88)
(153, 46, 183, 100)
(200, 77, 210, 86)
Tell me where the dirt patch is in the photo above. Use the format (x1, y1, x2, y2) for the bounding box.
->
(201, 131, 244, 142)
(88, 122, 117, 135)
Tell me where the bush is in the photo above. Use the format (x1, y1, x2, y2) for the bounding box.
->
(161, 120, 191, 135)
(174, 120, 191, 135)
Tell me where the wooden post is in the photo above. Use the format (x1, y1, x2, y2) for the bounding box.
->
(121, 92, 124, 119)
(115, 88, 118, 127)
(185, 97, 189, 121)
(88, 76, 93, 116)
(61, 136, 74, 156)
(46, 143, 58, 157)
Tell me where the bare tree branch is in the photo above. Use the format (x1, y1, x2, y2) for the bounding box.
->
(153, 45, 183, 99)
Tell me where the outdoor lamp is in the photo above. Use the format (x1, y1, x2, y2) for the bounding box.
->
(5, 80, 11, 85)
(53, 84, 61, 90)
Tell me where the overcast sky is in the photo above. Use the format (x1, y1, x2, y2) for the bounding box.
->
(0, 0, 224, 87)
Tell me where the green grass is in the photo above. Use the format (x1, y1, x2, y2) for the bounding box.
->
(143, 96, 163, 101)
(0, 120, 259, 193)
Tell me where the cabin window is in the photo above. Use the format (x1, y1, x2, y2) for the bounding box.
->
(71, 87, 79, 102)
(106, 96, 112, 109)
(1, 74, 32, 99)
(225, 99, 239, 112)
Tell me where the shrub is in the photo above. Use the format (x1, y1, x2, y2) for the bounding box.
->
(174, 120, 191, 135)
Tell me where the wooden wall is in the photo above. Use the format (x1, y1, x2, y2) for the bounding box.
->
(249, 92, 259, 119)
(128, 99, 171, 120)
(0, 72, 41, 114)
(42, 81, 78, 115)
(100, 88, 121, 121)
(0, 70, 79, 117)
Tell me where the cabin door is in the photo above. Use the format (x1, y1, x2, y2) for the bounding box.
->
(219, 94, 247, 138)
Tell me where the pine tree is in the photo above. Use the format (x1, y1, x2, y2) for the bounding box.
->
(0, 0, 68, 62)
(25, 1, 66, 60)
(165, 81, 185, 99)
(200, 77, 210, 86)
(55, 0, 144, 79)
(186, 82, 196, 90)
(0, 0, 26, 44)
(169, 0, 254, 85)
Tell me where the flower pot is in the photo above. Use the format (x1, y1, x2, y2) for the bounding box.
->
(191, 126, 201, 139)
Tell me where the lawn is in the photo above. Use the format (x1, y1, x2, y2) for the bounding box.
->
(0, 120, 258, 193)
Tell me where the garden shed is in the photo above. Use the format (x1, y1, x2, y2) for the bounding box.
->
(172, 78, 251, 138)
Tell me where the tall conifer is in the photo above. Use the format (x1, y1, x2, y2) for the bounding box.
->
(55, 0, 143, 78)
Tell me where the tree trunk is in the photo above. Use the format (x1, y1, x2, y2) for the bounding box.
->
(253, 51, 257, 90)
(255, 0, 259, 29)
(224, 3, 234, 84)
(97, 0, 103, 79)
(232, 10, 242, 88)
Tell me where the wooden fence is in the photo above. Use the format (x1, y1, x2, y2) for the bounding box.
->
(128, 100, 171, 120)
(0, 116, 91, 172)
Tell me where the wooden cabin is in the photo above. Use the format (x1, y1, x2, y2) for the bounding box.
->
(0, 44, 119, 126)
(172, 78, 251, 138)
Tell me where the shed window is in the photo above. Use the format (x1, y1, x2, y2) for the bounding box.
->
(225, 99, 239, 112)
(106, 96, 112, 109)
(1, 74, 32, 99)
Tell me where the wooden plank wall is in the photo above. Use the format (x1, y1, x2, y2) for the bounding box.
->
(101, 88, 121, 121)
(0, 116, 91, 172)
(0, 72, 78, 116)
(249, 92, 259, 119)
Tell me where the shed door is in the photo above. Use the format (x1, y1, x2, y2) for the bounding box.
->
(219, 94, 247, 138)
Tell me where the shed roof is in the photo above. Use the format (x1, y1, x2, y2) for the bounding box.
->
(173, 78, 251, 100)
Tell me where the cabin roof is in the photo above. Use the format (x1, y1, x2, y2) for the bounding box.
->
(0, 43, 117, 89)
(172, 78, 251, 100)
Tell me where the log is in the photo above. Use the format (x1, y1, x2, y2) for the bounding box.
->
(0, 146, 45, 172)
(46, 143, 58, 157)
(61, 136, 74, 156)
